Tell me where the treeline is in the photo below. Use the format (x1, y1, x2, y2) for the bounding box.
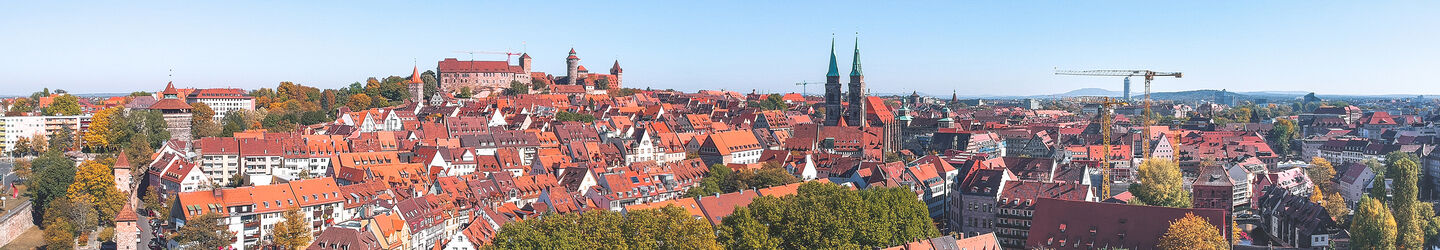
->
(684, 163, 797, 198)
(191, 71, 439, 136)
(488, 182, 940, 250)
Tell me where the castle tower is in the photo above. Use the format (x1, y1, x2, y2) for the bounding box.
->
(610, 60, 623, 87)
(823, 37, 844, 126)
(566, 48, 580, 85)
(408, 66, 424, 104)
(520, 53, 533, 73)
(846, 36, 867, 127)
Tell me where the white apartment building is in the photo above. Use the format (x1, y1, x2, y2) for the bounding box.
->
(185, 88, 254, 120)
(1, 115, 89, 153)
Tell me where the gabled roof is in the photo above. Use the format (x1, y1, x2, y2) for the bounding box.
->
(696, 190, 760, 225)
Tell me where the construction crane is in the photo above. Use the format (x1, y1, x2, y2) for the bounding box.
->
(1056, 69, 1182, 160)
(1093, 96, 1128, 199)
(453, 50, 525, 64)
(794, 81, 825, 96)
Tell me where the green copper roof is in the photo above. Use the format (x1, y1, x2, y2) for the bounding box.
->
(850, 36, 863, 77)
(827, 37, 840, 77)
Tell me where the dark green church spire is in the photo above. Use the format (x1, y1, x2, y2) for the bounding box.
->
(827, 36, 840, 77)
(850, 35, 863, 77)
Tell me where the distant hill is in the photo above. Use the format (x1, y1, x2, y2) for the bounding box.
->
(1056, 88, 1121, 97)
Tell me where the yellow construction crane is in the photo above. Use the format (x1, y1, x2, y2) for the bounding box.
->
(1057, 69, 1182, 160)
(1093, 96, 1128, 199)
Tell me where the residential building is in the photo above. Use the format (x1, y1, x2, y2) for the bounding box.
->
(186, 88, 253, 120)
(1025, 198, 1230, 249)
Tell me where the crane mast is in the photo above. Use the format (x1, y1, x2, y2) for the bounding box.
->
(1056, 69, 1182, 160)
(1093, 97, 1128, 199)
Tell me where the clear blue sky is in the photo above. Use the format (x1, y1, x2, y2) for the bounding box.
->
(3, 1, 1437, 96)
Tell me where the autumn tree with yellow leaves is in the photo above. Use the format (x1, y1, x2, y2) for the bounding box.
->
(1157, 213, 1227, 250)
(82, 107, 122, 151)
(66, 160, 126, 226)
(269, 208, 312, 249)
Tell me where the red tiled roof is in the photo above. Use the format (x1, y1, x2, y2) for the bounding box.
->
(696, 190, 760, 225)
(1026, 198, 1229, 249)
(148, 99, 192, 110)
(437, 58, 522, 73)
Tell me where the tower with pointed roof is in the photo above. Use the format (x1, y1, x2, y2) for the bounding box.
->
(610, 60, 623, 86)
(149, 82, 194, 141)
(520, 53, 533, 73)
(408, 66, 425, 104)
(566, 48, 580, 85)
(824, 37, 844, 126)
(847, 36, 867, 127)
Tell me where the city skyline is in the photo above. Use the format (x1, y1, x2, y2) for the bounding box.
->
(4, 1, 1439, 96)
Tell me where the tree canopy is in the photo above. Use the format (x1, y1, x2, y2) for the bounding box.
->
(686, 163, 798, 198)
(270, 208, 312, 249)
(43, 94, 82, 116)
(489, 206, 719, 250)
(1130, 158, 1192, 208)
(1157, 213, 1227, 250)
(555, 111, 597, 123)
(175, 212, 236, 249)
(717, 182, 940, 249)
(1352, 196, 1398, 250)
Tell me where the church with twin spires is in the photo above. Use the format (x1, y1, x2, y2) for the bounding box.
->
(822, 36, 900, 154)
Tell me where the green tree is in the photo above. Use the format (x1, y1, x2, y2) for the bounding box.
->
(44, 94, 82, 116)
(555, 111, 597, 123)
(595, 78, 611, 90)
(48, 127, 76, 153)
(1387, 152, 1423, 249)
(530, 79, 547, 92)
(174, 212, 235, 250)
(421, 70, 439, 100)
(686, 164, 732, 198)
(1268, 119, 1297, 159)
(1367, 159, 1389, 202)
(1130, 158, 1192, 208)
(1157, 213, 1227, 250)
(685, 164, 798, 198)
(718, 207, 781, 250)
(221, 110, 250, 137)
(1353, 196, 1398, 250)
(142, 187, 169, 222)
(270, 208, 312, 249)
(505, 81, 529, 96)
(717, 182, 938, 249)
(1418, 202, 1440, 246)
(28, 150, 77, 224)
(457, 86, 474, 98)
(489, 206, 718, 249)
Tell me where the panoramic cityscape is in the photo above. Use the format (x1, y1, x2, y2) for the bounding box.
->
(3, 1, 1440, 250)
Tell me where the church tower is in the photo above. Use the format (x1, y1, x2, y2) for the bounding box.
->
(566, 48, 580, 84)
(847, 36, 867, 127)
(823, 37, 844, 126)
